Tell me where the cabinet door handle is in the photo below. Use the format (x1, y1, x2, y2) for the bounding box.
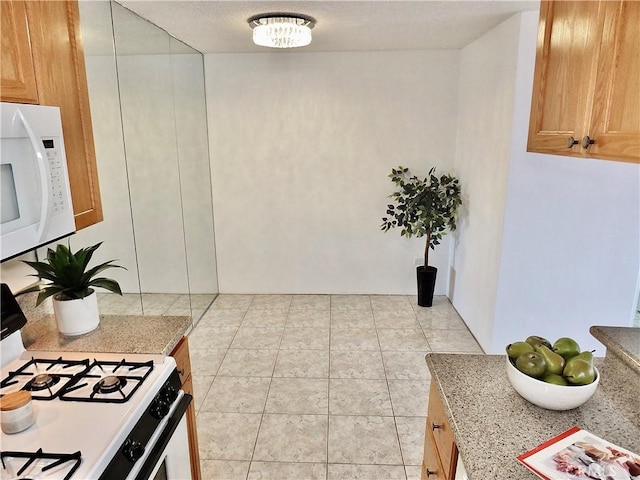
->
(426, 468, 438, 477)
(178, 369, 185, 376)
(582, 136, 595, 149)
(431, 423, 443, 431)
(567, 136, 579, 148)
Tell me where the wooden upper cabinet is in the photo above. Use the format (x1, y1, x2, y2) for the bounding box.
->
(528, 0, 640, 163)
(1, 1, 103, 229)
(588, 1, 640, 161)
(528, 1, 600, 155)
(1, 2, 39, 104)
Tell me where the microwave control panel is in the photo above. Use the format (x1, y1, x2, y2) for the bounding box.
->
(43, 138, 68, 215)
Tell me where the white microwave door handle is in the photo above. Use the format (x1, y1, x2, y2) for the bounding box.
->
(15, 108, 52, 243)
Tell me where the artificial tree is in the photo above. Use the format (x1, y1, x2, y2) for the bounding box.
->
(381, 166, 461, 306)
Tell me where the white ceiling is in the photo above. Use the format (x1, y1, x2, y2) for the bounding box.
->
(116, 0, 540, 54)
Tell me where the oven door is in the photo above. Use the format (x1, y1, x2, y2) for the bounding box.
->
(133, 394, 192, 480)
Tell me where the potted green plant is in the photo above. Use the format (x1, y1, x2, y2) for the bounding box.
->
(381, 166, 461, 307)
(21, 242, 124, 336)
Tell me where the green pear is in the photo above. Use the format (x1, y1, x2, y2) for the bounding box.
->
(573, 350, 595, 363)
(563, 353, 595, 385)
(535, 345, 565, 375)
(552, 337, 581, 360)
(543, 373, 569, 386)
(506, 341, 534, 360)
(525, 335, 552, 350)
(516, 352, 547, 378)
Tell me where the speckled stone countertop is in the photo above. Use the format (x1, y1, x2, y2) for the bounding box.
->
(21, 314, 191, 356)
(590, 326, 640, 375)
(425, 353, 640, 480)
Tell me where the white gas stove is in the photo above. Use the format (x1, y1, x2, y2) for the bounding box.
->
(0, 285, 192, 480)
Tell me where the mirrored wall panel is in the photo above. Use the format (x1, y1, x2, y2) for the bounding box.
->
(76, 1, 218, 325)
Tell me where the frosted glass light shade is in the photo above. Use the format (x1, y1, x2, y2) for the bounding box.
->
(250, 16, 314, 49)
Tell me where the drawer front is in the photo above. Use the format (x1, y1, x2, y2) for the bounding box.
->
(170, 336, 192, 386)
(427, 381, 457, 477)
(422, 428, 446, 480)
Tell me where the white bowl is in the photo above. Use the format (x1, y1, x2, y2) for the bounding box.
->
(506, 356, 599, 411)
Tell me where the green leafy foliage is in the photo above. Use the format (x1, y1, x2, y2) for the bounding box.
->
(20, 242, 125, 306)
(381, 166, 462, 267)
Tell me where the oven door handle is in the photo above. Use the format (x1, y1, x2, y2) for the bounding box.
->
(134, 393, 192, 480)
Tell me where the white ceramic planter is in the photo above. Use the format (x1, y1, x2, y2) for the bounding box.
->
(53, 289, 100, 336)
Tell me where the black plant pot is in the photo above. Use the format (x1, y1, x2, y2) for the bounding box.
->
(416, 266, 437, 307)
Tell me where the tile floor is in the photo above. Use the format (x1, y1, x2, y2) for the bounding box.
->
(187, 294, 483, 480)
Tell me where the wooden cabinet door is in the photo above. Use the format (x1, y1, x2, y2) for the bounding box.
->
(171, 337, 202, 480)
(182, 374, 201, 480)
(587, 0, 640, 163)
(527, 0, 602, 156)
(24, 1, 103, 229)
(427, 381, 458, 479)
(1, 1, 39, 104)
(422, 427, 446, 480)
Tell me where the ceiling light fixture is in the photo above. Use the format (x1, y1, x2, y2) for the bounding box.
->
(248, 14, 316, 49)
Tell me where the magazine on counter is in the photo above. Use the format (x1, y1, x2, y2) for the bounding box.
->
(518, 426, 640, 480)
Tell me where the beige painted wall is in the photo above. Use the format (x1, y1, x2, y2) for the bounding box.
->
(204, 50, 460, 294)
(451, 13, 522, 351)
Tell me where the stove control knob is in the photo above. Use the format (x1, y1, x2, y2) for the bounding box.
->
(123, 439, 145, 463)
(161, 385, 178, 403)
(150, 398, 170, 419)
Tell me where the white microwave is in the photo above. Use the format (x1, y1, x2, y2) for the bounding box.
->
(1, 102, 75, 261)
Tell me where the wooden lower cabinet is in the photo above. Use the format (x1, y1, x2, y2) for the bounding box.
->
(422, 381, 458, 480)
(171, 336, 201, 480)
(423, 424, 446, 480)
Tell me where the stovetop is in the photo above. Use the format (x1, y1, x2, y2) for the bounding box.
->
(0, 349, 176, 480)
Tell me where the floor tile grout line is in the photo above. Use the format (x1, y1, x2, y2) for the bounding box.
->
(212, 299, 251, 375)
(414, 306, 434, 353)
(372, 294, 409, 477)
(325, 295, 332, 479)
(244, 296, 292, 479)
(193, 298, 252, 416)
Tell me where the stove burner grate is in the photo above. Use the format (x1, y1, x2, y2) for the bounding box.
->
(0, 357, 90, 401)
(59, 359, 153, 403)
(1, 449, 81, 480)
